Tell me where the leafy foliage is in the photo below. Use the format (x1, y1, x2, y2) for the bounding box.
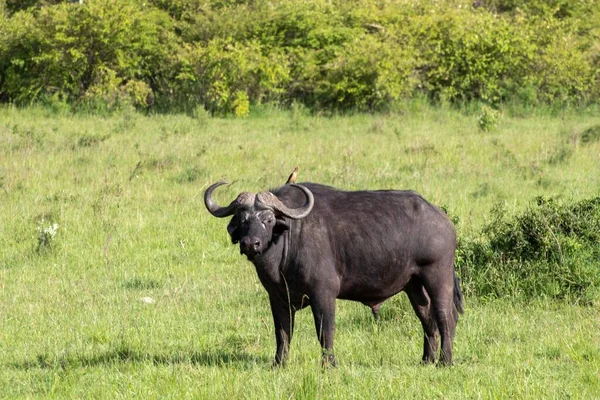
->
(0, 0, 174, 110)
(477, 105, 501, 131)
(1, 0, 599, 113)
(457, 196, 600, 303)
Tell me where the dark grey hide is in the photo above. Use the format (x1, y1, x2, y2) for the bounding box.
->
(204, 181, 464, 367)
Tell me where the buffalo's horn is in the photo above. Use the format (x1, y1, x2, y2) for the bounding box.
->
(256, 184, 314, 219)
(204, 181, 255, 218)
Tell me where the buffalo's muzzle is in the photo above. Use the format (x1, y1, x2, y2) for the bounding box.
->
(240, 236, 262, 257)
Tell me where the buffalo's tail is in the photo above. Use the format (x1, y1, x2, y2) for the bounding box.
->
(453, 270, 464, 316)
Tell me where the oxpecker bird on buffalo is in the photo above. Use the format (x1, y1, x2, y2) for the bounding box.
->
(204, 180, 464, 367)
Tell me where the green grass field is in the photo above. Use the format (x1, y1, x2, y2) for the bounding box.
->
(1, 105, 599, 398)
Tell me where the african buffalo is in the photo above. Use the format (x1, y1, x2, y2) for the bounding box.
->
(204, 181, 464, 366)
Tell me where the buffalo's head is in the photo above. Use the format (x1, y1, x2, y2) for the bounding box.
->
(204, 181, 314, 260)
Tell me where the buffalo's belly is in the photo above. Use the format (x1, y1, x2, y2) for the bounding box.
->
(336, 261, 414, 303)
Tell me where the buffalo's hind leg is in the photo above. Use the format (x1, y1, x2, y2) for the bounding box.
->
(405, 279, 439, 364)
(423, 267, 458, 366)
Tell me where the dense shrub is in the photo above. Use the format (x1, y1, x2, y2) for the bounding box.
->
(477, 0, 597, 19)
(1, 0, 599, 113)
(413, 10, 537, 103)
(457, 197, 600, 303)
(287, 34, 416, 111)
(171, 39, 290, 114)
(0, 0, 175, 110)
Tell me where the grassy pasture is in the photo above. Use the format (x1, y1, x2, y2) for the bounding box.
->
(0, 105, 599, 398)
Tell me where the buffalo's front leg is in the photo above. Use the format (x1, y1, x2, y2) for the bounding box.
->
(269, 296, 295, 367)
(310, 295, 337, 367)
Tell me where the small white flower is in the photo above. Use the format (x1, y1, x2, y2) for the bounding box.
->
(44, 223, 59, 238)
(140, 297, 155, 304)
(36, 221, 59, 250)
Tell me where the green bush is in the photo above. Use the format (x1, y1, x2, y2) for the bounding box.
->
(413, 10, 531, 103)
(0, 0, 174, 110)
(477, 104, 501, 131)
(477, 0, 597, 19)
(171, 39, 289, 114)
(288, 34, 415, 111)
(457, 197, 600, 303)
(1, 0, 599, 113)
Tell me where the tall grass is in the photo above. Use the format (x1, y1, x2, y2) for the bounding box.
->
(0, 105, 599, 398)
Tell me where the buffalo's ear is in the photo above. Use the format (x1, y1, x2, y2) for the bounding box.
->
(272, 217, 290, 239)
(227, 216, 241, 244)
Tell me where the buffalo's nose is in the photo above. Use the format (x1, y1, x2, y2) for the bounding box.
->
(240, 237, 262, 254)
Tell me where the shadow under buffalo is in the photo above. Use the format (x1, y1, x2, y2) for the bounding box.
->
(9, 347, 268, 370)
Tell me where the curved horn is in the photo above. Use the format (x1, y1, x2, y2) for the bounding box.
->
(256, 184, 314, 219)
(204, 181, 238, 218)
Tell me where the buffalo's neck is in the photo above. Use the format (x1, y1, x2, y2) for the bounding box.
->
(251, 231, 289, 291)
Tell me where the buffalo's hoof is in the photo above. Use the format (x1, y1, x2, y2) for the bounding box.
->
(321, 353, 337, 368)
(271, 357, 287, 369)
(436, 359, 453, 367)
